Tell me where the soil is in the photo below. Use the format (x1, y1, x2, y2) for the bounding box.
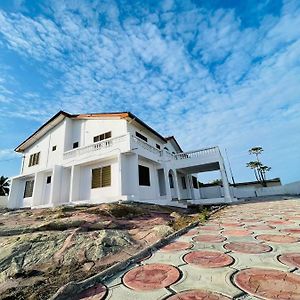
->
(0, 203, 207, 300)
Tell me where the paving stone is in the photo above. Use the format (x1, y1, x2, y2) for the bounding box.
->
(224, 242, 272, 254)
(160, 241, 193, 252)
(193, 235, 226, 243)
(229, 252, 289, 271)
(166, 289, 231, 299)
(255, 234, 300, 243)
(142, 250, 187, 266)
(122, 263, 180, 290)
(234, 268, 300, 300)
(77, 283, 107, 300)
(106, 284, 171, 300)
(278, 253, 300, 268)
(171, 264, 241, 298)
(183, 251, 234, 268)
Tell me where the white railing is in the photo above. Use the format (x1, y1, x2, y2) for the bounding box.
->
(174, 146, 219, 160)
(63, 134, 128, 160)
(132, 136, 162, 156)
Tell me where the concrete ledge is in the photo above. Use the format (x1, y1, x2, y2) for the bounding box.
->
(49, 206, 224, 300)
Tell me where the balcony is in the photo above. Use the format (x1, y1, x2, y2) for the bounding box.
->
(63, 133, 221, 168)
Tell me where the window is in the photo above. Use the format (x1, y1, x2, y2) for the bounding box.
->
(169, 173, 174, 188)
(156, 144, 161, 150)
(28, 152, 40, 167)
(138, 165, 150, 186)
(94, 131, 112, 143)
(24, 180, 34, 198)
(181, 176, 187, 189)
(52, 145, 57, 151)
(164, 147, 169, 151)
(46, 176, 51, 184)
(135, 132, 148, 142)
(91, 166, 111, 188)
(192, 176, 198, 189)
(73, 142, 79, 149)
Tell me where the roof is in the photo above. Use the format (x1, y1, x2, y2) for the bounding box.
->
(165, 136, 183, 153)
(15, 111, 167, 152)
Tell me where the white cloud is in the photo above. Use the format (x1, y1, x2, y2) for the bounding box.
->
(0, 0, 299, 182)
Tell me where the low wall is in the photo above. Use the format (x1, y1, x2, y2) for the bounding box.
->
(0, 196, 8, 207)
(199, 181, 300, 200)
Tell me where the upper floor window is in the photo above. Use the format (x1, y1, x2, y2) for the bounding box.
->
(164, 147, 169, 151)
(192, 176, 198, 189)
(28, 152, 40, 167)
(181, 176, 187, 189)
(138, 165, 150, 186)
(73, 142, 79, 149)
(136, 132, 148, 142)
(156, 144, 161, 150)
(94, 131, 112, 143)
(52, 145, 57, 151)
(24, 180, 34, 198)
(91, 165, 111, 188)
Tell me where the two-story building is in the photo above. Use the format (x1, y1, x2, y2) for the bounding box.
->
(8, 111, 234, 209)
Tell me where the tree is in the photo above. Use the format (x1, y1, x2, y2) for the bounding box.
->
(210, 179, 223, 185)
(0, 176, 9, 196)
(246, 147, 271, 187)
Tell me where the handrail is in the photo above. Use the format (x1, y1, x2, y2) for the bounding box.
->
(174, 146, 219, 160)
(132, 136, 162, 156)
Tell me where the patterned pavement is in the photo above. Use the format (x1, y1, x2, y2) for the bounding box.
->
(77, 198, 300, 300)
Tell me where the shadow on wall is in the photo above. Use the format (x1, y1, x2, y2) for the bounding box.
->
(0, 196, 8, 207)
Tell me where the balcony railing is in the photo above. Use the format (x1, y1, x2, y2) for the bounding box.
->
(63, 134, 128, 160)
(132, 136, 162, 156)
(174, 146, 219, 160)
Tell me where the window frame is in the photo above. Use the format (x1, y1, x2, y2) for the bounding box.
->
(28, 152, 40, 167)
(93, 131, 112, 143)
(135, 132, 148, 142)
(24, 180, 34, 198)
(138, 165, 151, 186)
(91, 165, 111, 189)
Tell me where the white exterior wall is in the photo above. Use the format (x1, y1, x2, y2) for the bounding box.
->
(0, 196, 8, 207)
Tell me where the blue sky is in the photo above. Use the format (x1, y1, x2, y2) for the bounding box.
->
(0, 0, 299, 184)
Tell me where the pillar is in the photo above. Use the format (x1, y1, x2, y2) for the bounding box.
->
(220, 162, 232, 202)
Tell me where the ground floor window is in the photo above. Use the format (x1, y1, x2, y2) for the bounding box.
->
(169, 173, 174, 188)
(91, 165, 111, 188)
(139, 165, 150, 186)
(181, 176, 187, 189)
(24, 180, 34, 198)
(192, 176, 198, 189)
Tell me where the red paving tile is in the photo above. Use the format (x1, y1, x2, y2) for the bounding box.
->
(76, 283, 107, 300)
(122, 264, 180, 290)
(222, 229, 252, 236)
(184, 229, 199, 236)
(198, 225, 222, 231)
(278, 253, 300, 268)
(235, 268, 300, 300)
(280, 228, 300, 234)
(224, 242, 272, 254)
(256, 234, 299, 243)
(166, 289, 231, 299)
(161, 241, 193, 252)
(246, 224, 274, 230)
(193, 234, 226, 243)
(183, 251, 234, 268)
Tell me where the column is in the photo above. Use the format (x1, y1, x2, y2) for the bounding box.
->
(220, 162, 232, 202)
(50, 165, 63, 206)
(69, 165, 80, 202)
(173, 170, 181, 200)
(120, 153, 139, 201)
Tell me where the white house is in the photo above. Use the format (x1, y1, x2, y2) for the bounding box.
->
(8, 111, 234, 209)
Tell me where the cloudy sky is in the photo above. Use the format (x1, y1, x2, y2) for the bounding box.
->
(0, 0, 299, 184)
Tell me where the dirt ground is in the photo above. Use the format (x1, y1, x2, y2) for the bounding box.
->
(0, 202, 208, 300)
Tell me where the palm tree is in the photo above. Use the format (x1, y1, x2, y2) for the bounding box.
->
(0, 176, 9, 196)
(247, 147, 271, 187)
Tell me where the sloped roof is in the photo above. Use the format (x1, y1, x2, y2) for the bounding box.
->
(15, 111, 167, 152)
(165, 135, 183, 153)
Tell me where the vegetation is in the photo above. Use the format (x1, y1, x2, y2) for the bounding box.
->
(246, 147, 271, 187)
(0, 176, 9, 196)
